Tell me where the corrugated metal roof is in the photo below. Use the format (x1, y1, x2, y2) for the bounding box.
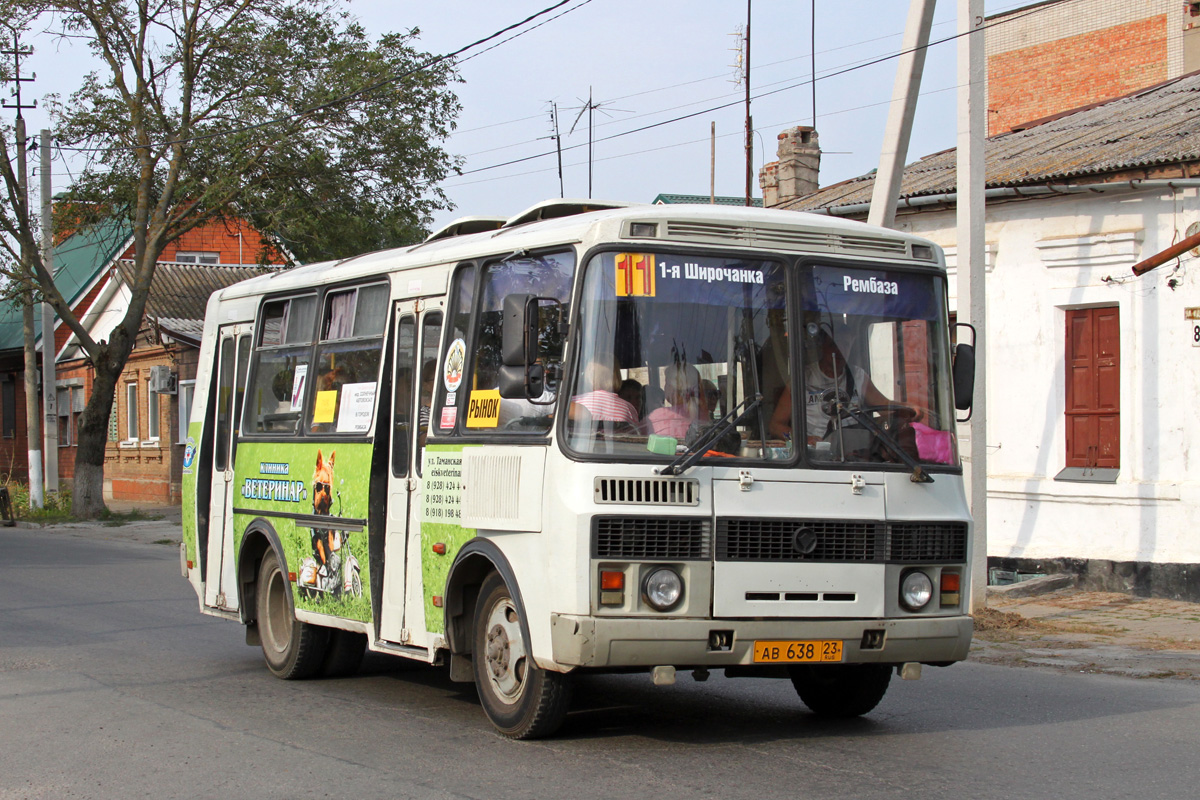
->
(0, 219, 132, 353)
(114, 260, 268, 324)
(784, 71, 1200, 212)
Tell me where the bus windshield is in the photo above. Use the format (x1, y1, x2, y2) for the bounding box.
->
(790, 263, 958, 468)
(565, 251, 958, 469)
(566, 251, 790, 461)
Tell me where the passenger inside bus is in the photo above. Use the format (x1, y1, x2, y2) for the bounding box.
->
(769, 329, 892, 443)
(646, 363, 704, 440)
(569, 358, 639, 426)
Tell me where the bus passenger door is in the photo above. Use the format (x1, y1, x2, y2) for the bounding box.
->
(380, 301, 443, 645)
(379, 312, 417, 643)
(205, 324, 251, 610)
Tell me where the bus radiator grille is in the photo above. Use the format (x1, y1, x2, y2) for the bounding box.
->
(716, 519, 883, 562)
(888, 522, 968, 563)
(592, 516, 711, 560)
(716, 519, 968, 564)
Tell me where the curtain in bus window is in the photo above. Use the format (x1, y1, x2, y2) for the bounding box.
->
(326, 291, 356, 339)
(309, 283, 388, 434)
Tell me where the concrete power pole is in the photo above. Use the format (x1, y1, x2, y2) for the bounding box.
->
(1, 29, 42, 508)
(956, 0, 988, 610)
(41, 129, 57, 495)
(868, 0, 936, 229)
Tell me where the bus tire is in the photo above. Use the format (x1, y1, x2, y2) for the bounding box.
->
(472, 572, 571, 739)
(788, 663, 892, 718)
(256, 549, 329, 679)
(321, 629, 367, 677)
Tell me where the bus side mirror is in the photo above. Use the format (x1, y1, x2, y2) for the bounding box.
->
(952, 322, 977, 419)
(953, 343, 975, 412)
(502, 293, 537, 368)
(499, 363, 544, 399)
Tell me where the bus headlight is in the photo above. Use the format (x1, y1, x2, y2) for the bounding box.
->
(642, 568, 683, 611)
(900, 570, 933, 611)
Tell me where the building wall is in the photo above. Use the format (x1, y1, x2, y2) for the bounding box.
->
(984, 0, 1187, 135)
(0, 367, 30, 483)
(893, 186, 1200, 565)
(103, 345, 195, 504)
(155, 218, 279, 266)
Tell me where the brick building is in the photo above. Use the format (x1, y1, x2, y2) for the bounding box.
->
(985, 0, 1200, 134)
(0, 217, 284, 503)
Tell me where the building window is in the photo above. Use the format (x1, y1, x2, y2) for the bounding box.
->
(125, 382, 139, 442)
(1058, 306, 1119, 482)
(1, 375, 14, 438)
(57, 386, 82, 447)
(178, 381, 195, 444)
(147, 379, 160, 441)
(175, 251, 219, 264)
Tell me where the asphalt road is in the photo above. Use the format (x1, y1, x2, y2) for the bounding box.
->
(2, 526, 1198, 800)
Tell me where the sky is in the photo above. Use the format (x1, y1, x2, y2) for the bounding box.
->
(10, 0, 1035, 234)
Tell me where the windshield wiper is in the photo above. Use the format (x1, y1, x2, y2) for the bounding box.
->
(833, 400, 933, 484)
(656, 393, 763, 476)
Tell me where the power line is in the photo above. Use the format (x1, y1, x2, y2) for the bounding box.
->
(454, 0, 1082, 178)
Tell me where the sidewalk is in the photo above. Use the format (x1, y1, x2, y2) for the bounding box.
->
(9, 501, 183, 546)
(972, 585, 1200, 680)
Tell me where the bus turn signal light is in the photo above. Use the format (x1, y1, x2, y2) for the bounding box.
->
(940, 572, 961, 607)
(600, 570, 625, 606)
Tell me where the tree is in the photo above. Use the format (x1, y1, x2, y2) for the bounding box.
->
(0, 0, 461, 516)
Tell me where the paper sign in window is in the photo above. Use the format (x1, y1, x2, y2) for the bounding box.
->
(465, 389, 501, 428)
(335, 382, 377, 433)
(313, 390, 338, 423)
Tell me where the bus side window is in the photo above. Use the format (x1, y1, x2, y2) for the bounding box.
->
(244, 294, 316, 436)
(433, 264, 476, 434)
(416, 310, 443, 475)
(392, 316, 416, 477)
(467, 252, 573, 434)
(308, 283, 389, 435)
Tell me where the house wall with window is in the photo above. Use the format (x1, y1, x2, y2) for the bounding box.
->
(894, 186, 1200, 574)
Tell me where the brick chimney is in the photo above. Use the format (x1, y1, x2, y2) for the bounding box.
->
(759, 126, 820, 208)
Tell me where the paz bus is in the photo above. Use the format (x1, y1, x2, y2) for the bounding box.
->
(181, 200, 976, 739)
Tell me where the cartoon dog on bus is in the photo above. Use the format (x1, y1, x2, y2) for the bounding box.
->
(297, 449, 362, 599)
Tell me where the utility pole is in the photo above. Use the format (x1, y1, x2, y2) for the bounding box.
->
(956, 0, 987, 611)
(543, 102, 564, 198)
(1, 28, 42, 508)
(868, 0, 936, 229)
(40, 129, 57, 495)
(743, 0, 753, 206)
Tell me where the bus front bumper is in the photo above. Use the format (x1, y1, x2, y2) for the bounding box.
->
(549, 613, 973, 669)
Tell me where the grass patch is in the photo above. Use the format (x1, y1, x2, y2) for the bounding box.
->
(152, 538, 176, 545)
(2, 482, 74, 523)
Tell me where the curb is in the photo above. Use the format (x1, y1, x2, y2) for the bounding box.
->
(987, 573, 1076, 599)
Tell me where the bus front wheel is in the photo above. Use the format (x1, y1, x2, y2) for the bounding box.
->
(256, 549, 329, 679)
(471, 572, 572, 739)
(788, 663, 892, 718)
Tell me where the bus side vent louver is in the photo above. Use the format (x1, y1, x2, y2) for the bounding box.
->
(661, 221, 910, 258)
(592, 517, 711, 560)
(594, 477, 700, 506)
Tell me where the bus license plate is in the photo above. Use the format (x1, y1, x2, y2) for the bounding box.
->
(753, 640, 843, 663)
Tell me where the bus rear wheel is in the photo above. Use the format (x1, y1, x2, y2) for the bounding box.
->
(788, 663, 892, 718)
(256, 549, 329, 679)
(472, 572, 571, 739)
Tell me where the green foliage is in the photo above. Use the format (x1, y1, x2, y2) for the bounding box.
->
(2, 479, 74, 522)
(48, 0, 462, 262)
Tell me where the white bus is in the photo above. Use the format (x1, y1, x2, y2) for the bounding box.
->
(181, 200, 976, 739)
